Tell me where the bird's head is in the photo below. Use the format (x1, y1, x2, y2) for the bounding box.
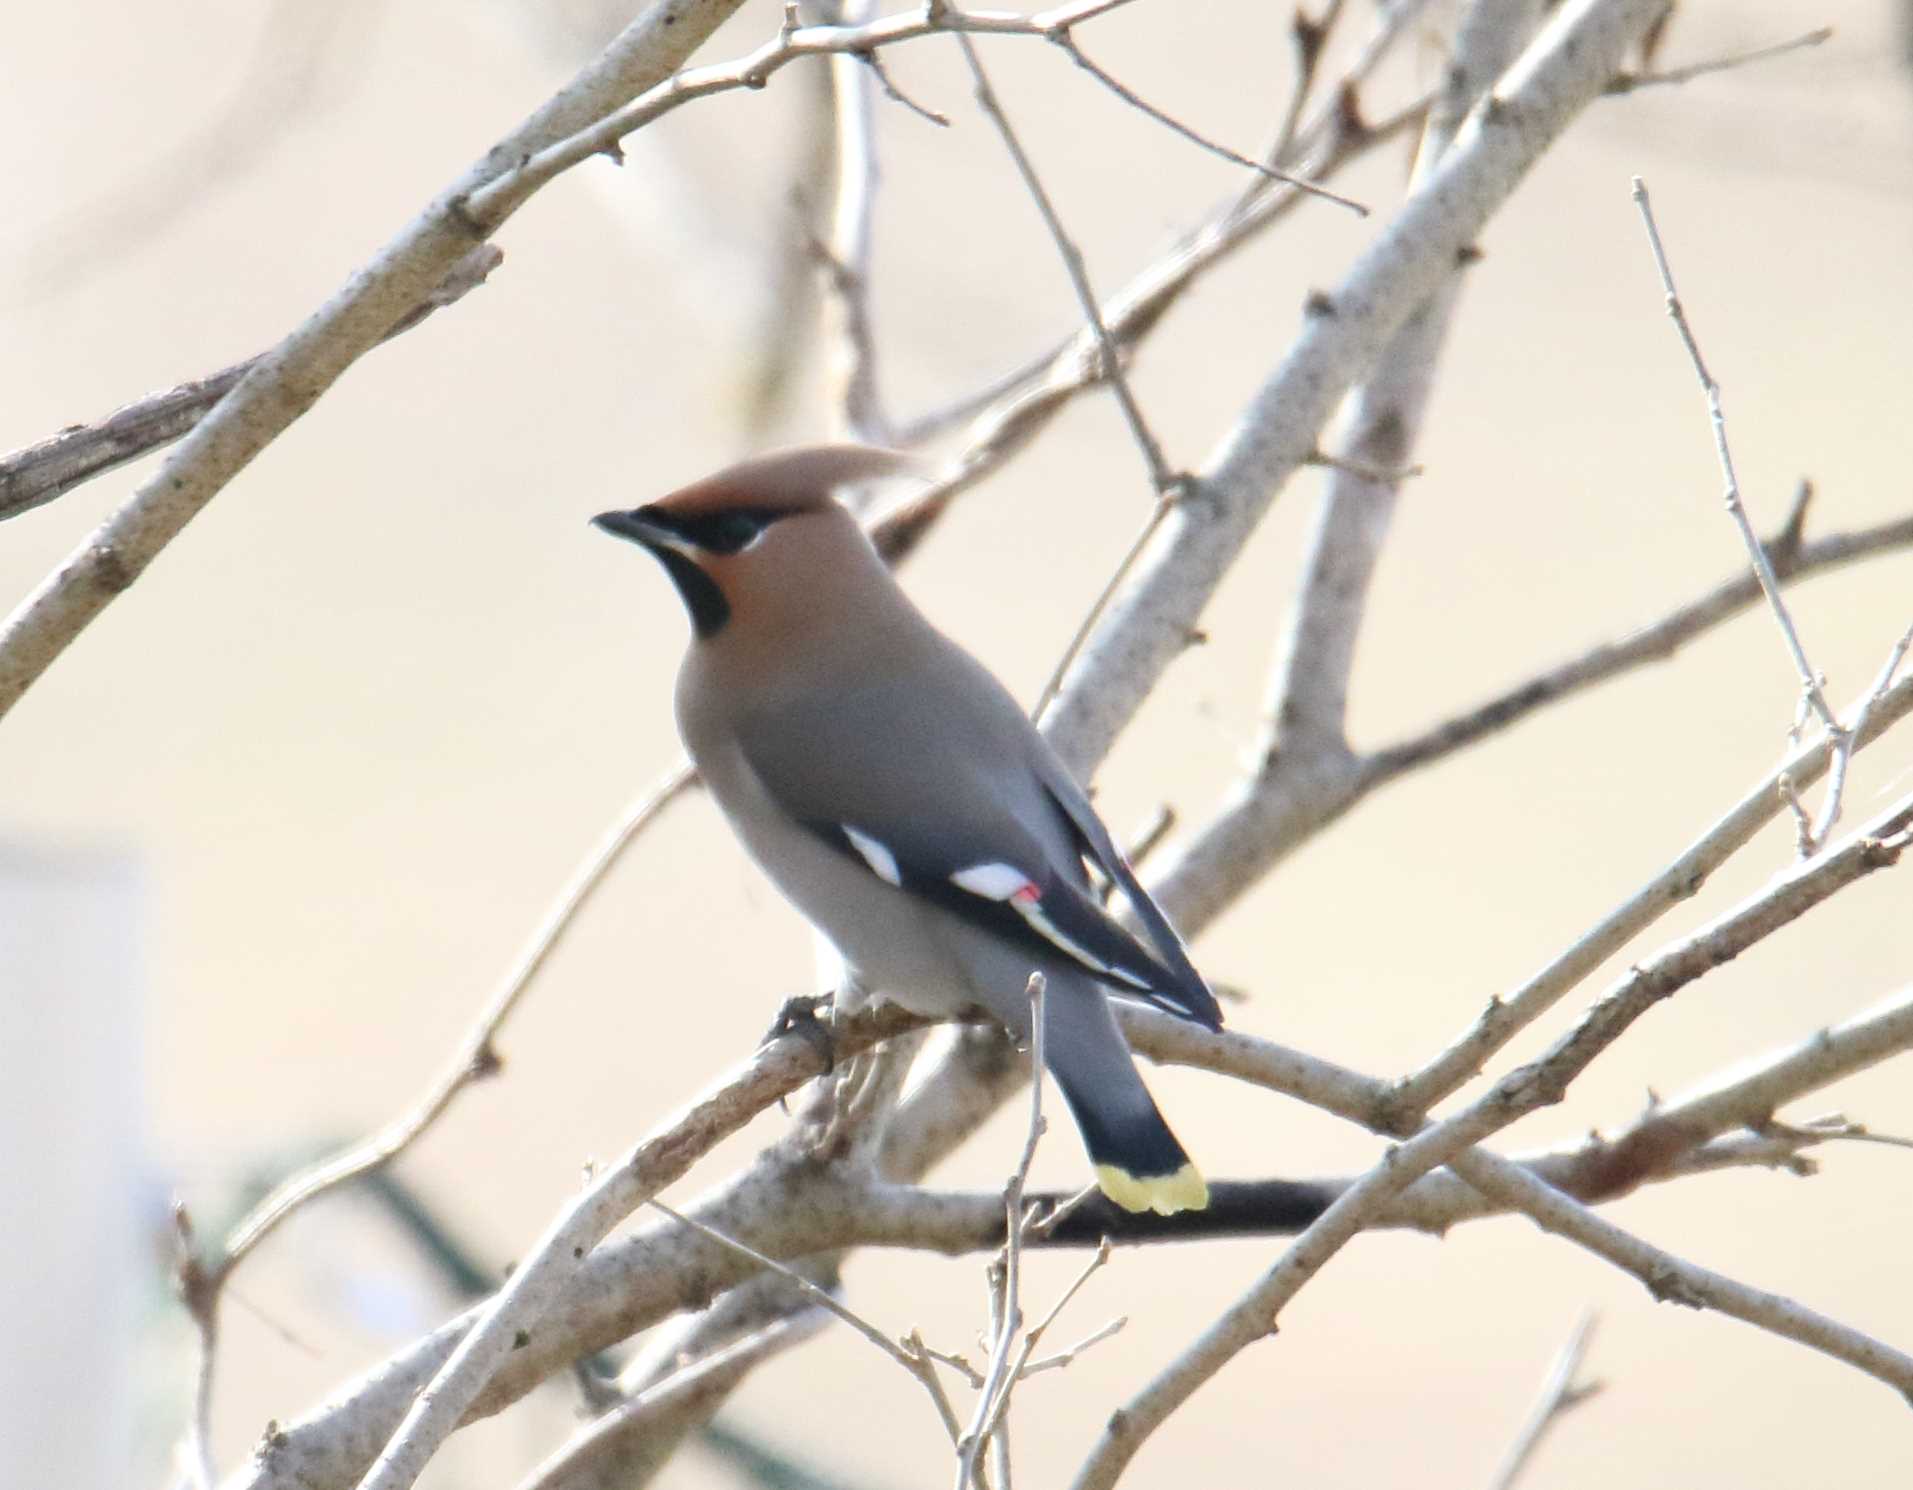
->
(593, 444, 917, 640)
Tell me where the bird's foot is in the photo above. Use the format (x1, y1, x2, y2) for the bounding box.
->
(763, 992, 836, 1074)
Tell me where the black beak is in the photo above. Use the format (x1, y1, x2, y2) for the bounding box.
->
(593, 506, 731, 638)
(591, 508, 676, 548)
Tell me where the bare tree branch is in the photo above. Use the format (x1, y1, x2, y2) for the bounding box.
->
(818, 0, 893, 444)
(955, 975, 1051, 1488)
(1484, 1313, 1602, 1490)
(646, 1199, 964, 1446)
(1606, 26, 1833, 95)
(1363, 509, 1913, 783)
(225, 966, 1913, 1490)
(1076, 785, 1913, 1487)
(1266, 0, 1539, 756)
(0, 245, 503, 523)
(879, 82, 1430, 541)
(1633, 176, 1851, 840)
(953, 30, 1177, 498)
(346, 1001, 925, 1490)
(1045, 31, 1368, 213)
(513, 1312, 827, 1490)
(1040, 0, 1677, 777)
(1384, 669, 1913, 1123)
(0, 0, 756, 721)
(226, 762, 695, 1273)
(90, 5, 1899, 1486)
(1444, 1145, 1913, 1405)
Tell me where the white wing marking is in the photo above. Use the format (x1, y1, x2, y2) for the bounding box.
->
(952, 860, 1157, 989)
(843, 825, 902, 886)
(1011, 898, 1115, 974)
(949, 861, 1034, 900)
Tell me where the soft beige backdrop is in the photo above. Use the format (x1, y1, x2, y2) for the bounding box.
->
(4, 2, 1910, 1486)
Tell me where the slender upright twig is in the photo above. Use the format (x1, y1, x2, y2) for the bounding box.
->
(952, 31, 1178, 499)
(1485, 1313, 1603, 1490)
(1632, 178, 1835, 732)
(956, 974, 1049, 1489)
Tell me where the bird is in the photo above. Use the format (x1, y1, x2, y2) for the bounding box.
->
(592, 444, 1221, 1214)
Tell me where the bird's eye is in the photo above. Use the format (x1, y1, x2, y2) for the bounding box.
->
(677, 507, 784, 554)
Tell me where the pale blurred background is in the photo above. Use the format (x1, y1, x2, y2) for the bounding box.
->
(3, 1, 1911, 1486)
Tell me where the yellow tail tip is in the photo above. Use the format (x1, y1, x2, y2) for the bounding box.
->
(1095, 1161, 1209, 1215)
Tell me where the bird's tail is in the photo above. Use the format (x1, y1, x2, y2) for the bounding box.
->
(1043, 989, 1208, 1216)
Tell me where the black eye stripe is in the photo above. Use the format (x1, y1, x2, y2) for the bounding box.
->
(642, 506, 789, 554)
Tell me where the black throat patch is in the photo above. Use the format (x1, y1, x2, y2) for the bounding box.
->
(650, 545, 730, 638)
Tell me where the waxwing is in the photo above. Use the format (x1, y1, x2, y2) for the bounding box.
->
(593, 445, 1220, 1214)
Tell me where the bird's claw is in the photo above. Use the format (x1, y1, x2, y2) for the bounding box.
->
(763, 992, 836, 1074)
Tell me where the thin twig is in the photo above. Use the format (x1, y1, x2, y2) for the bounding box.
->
(1811, 622, 1913, 847)
(1020, 1316, 1126, 1377)
(463, 0, 1165, 225)
(859, 47, 951, 126)
(214, 760, 695, 1279)
(1382, 668, 1913, 1125)
(954, 30, 1178, 498)
(1266, 0, 1537, 754)
(1247, 0, 1346, 191)
(513, 1312, 828, 1490)
(1302, 447, 1424, 484)
(1076, 786, 1913, 1490)
(920, 1339, 986, 1389)
(877, 89, 1427, 502)
(1486, 1313, 1603, 1490)
(223, 975, 1913, 1490)
(1635, 176, 1909, 855)
(1632, 178, 1838, 736)
(0, 1, 757, 724)
(172, 1205, 218, 1490)
(1031, 495, 1176, 723)
(0, 245, 503, 523)
(820, 0, 893, 443)
(1607, 26, 1832, 94)
(347, 1000, 931, 1490)
(1047, 31, 1367, 214)
(1363, 512, 1913, 785)
(956, 974, 1049, 1489)
(1018, 1239, 1113, 1361)
(648, 1198, 965, 1443)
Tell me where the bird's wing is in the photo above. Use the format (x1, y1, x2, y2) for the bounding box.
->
(732, 676, 1212, 1021)
(1029, 748, 1222, 1030)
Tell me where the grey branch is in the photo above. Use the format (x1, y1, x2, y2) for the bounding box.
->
(224, 976, 1913, 1490)
(0, 245, 502, 524)
(1040, 0, 1678, 778)
(1606, 26, 1833, 95)
(1364, 508, 1913, 783)
(1484, 1313, 1601, 1490)
(1045, 31, 1368, 213)
(1075, 786, 1913, 1488)
(818, 0, 893, 444)
(214, 763, 694, 1281)
(953, 30, 1176, 498)
(1385, 667, 1913, 1122)
(0, 0, 755, 722)
(1266, 0, 1539, 758)
(1632, 177, 1842, 755)
(512, 1312, 827, 1490)
(345, 1001, 925, 1490)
